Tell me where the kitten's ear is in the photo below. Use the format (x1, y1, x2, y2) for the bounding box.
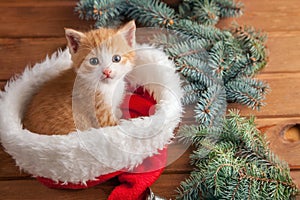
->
(118, 20, 136, 47)
(65, 28, 86, 55)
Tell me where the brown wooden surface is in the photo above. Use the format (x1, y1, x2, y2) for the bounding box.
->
(0, 0, 300, 199)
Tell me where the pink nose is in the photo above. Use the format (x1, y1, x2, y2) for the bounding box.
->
(103, 68, 112, 77)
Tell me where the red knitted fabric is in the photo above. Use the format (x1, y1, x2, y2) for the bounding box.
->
(37, 87, 167, 200)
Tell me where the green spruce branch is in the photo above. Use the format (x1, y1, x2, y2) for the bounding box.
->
(176, 111, 298, 199)
(178, 0, 243, 25)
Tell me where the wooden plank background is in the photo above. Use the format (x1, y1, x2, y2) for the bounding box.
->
(0, 0, 300, 199)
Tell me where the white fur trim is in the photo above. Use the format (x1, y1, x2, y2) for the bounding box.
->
(0, 45, 183, 184)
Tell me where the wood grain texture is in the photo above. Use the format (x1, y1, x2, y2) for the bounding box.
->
(0, 1, 93, 38)
(0, 172, 299, 200)
(265, 120, 300, 168)
(265, 31, 300, 73)
(1, 0, 300, 199)
(291, 170, 300, 189)
(1, 32, 300, 80)
(228, 73, 300, 117)
(0, 178, 116, 200)
(0, 174, 190, 200)
(0, 146, 30, 179)
(0, 38, 66, 80)
(217, 0, 300, 32)
(0, 0, 299, 38)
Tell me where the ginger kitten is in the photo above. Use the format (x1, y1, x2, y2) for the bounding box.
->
(23, 21, 136, 135)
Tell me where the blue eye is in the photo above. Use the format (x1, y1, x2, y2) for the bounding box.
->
(112, 55, 121, 63)
(89, 57, 99, 65)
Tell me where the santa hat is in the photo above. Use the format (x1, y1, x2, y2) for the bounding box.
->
(37, 87, 168, 200)
(0, 45, 183, 199)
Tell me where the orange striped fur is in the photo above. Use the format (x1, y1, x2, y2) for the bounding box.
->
(23, 21, 136, 135)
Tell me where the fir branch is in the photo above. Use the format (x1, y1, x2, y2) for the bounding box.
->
(177, 124, 221, 145)
(191, 0, 220, 26)
(225, 78, 268, 109)
(176, 173, 207, 200)
(182, 82, 206, 105)
(208, 40, 235, 79)
(126, 0, 176, 28)
(231, 25, 268, 75)
(178, 0, 243, 25)
(151, 33, 181, 48)
(178, 0, 193, 19)
(175, 58, 218, 86)
(177, 112, 298, 199)
(154, 22, 269, 112)
(232, 25, 267, 45)
(164, 39, 211, 62)
(76, 0, 125, 27)
(171, 19, 231, 42)
(215, 0, 244, 18)
(194, 84, 227, 127)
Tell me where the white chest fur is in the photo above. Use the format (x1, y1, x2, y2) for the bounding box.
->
(98, 79, 126, 118)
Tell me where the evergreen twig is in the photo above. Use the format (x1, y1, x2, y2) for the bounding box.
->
(176, 111, 298, 199)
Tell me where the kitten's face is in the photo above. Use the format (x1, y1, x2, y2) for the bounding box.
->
(65, 21, 136, 85)
(78, 36, 135, 85)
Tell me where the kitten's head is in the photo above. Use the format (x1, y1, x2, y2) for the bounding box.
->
(65, 21, 136, 84)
